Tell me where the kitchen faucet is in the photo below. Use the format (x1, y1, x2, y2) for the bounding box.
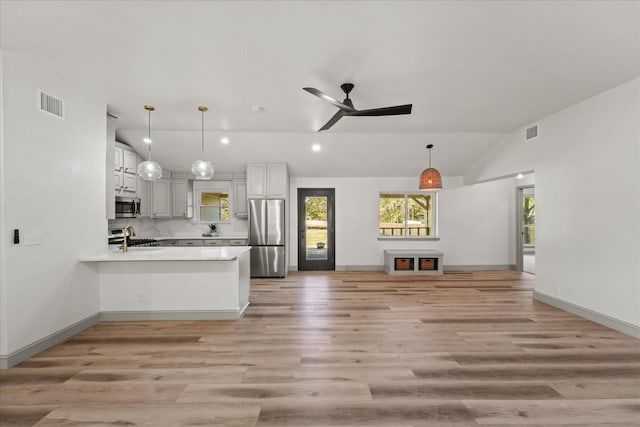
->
(121, 224, 136, 252)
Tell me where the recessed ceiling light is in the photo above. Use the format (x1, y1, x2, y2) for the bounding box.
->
(143, 137, 152, 143)
(251, 105, 264, 112)
(221, 137, 230, 144)
(516, 173, 524, 179)
(312, 144, 321, 152)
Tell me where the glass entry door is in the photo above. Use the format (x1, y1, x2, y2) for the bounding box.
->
(298, 188, 335, 271)
(517, 186, 536, 274)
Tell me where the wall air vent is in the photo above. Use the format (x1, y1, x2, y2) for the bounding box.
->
(525, 124, 538, 141)
(38, 89, 64, 119)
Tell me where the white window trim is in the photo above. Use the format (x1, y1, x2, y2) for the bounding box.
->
(194, 187, 232, 224)
(377, 191, 439, 240)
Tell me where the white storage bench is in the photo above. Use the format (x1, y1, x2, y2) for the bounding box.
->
(384, 249, 444, 275)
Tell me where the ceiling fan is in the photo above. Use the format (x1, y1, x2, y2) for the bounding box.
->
(303, 83, 412, 131)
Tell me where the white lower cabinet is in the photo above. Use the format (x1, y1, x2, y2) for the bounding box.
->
(227, 239, 247, 246)
(178, 239, 203, 247)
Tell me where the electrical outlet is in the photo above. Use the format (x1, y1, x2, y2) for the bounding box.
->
(136, 293, 144, 302)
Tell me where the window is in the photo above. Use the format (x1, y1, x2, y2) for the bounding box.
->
(379, 192, 436, 238)
(196, 190, 229, 223)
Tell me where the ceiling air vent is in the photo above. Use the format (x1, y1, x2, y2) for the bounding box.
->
(38, 89, 64, 119)
(525, 124, 538, 142)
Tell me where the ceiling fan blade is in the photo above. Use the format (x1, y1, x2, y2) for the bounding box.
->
(346, 104, 412, 116)
(303, 87, 356, 112)
(318, 110, 345, 132)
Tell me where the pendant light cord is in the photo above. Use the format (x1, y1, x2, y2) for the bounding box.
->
(148, 108, 152, 161)
(201, 109, 204, 152)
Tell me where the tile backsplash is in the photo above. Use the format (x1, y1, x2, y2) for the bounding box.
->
(109, 217, 248, 237)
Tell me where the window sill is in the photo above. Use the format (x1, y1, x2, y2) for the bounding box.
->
(377, 236, 440, 241)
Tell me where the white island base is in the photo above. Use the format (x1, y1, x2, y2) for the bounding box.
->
(83, 247, 251, 321)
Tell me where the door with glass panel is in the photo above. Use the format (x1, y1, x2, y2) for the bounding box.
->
(298, 188, 335, 271)
(517, 186, 536, 274)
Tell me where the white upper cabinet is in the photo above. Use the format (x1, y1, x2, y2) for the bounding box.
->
(138, 180, 152, 217)
(172, 179, 189, 217)
(246, 163, 267, 198)
(114, 171, 123, 193)
(152, 179, 172, 218)
(247, 163, 288, 199)
(139, 170, 192, 219)
(267, 163, 288, 199)
(114, 144, 138, 196)
(123, 150, 137, 175)
(114, 147, 124, 172)
(122, 174, 137, 194)
(233, 180, 248, 217)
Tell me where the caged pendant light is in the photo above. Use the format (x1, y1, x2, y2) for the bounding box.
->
(137, 105, 163, 181)
(191, 106, 215, 180)
(419, 144, 442, 190)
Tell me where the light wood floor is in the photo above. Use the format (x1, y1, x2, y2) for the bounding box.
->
(1, 271, 639, 426)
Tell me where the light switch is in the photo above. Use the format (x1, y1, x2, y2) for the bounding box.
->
(23, 229, 43, 246)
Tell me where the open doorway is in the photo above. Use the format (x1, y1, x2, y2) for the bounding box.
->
(516, 186, 535, 274)
(297, 188, 335, 271)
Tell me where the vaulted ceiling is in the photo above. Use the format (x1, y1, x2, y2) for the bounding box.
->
(2, 1, 638, 177)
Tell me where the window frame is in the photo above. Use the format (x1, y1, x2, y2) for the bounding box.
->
(194, 188, 231, 224)
(377, 191, 440, 241)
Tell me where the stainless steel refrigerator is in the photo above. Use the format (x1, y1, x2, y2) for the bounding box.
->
(249, 199, 286, 277)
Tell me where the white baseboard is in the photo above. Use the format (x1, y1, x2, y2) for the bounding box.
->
(534, 291, 640, 338)
(291, 264, 516, 272)
(336, 265, 385, 271)
(444, 264, 516, 271)
(101, 307, 246, 321)
(0, 313, 101, 370)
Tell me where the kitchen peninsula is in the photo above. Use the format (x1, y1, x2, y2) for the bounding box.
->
(82, 246, 250, 320)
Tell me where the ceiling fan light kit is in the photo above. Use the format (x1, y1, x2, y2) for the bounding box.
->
(191, 106, 215, 180)
(137, 105, 163, 181)
(303, 82, 412, 131)
(419, 144, 442, 190)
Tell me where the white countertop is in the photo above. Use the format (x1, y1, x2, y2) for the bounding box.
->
(81, 246, 251, 262)
(151, 236, 247, 241)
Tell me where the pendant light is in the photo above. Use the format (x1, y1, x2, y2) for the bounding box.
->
(137, 105, 163, 181)
(191, 106, 214, 180)
(419, 144, 442, 190)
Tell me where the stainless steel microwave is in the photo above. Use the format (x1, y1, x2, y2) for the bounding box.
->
(115, 196, 141, 218)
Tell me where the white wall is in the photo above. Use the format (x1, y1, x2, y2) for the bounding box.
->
(0, 51, 106, 359)
(289, 176, 515, 269)
(466, 78, 640, 328)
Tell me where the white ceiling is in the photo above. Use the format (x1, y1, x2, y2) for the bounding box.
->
(2, 1, 638, 177)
